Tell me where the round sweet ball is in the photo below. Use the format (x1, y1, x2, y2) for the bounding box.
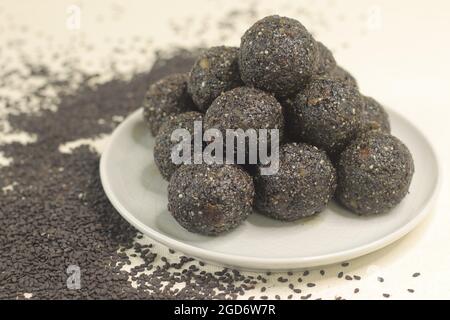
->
(288, 77, 363, 157)
(168, 164, 255, 235)
(327, 66, 358, 88)
(142, 73, 196, 136)
(315, 41, 336, 75)
(360, 96, 391, 133)
(204, 86, 285, 144)
(153, 111, 203, 180)
(254, 143, 336, 221)
(239, 15, 318, 98)
(188, 46, 243, 112)
(336, 131, 414, 215)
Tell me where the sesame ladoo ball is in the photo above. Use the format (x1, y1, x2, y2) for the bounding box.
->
(204, 86, 285, 157)
(168, 164, 254, 236)
(153, 111, 203, 180)
(315, 41, 336, 75)
(142, 73, 196, 136)
(360, 96, 391, 133)
(336, 131, 414, 215)
(239, 15, 318, 98)
(288, 77, 363, 157)
(254, 143, 336, 221)
(327, 66, 358, 88)
(188, 46, 243, 112)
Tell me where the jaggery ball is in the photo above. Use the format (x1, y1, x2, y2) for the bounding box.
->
(153, 111, 203, 180)
(315, 41, 336, 75)
(287, 77, 363, 157)
(327, 66, 359, 88)
(360, 96, 391, 133)
(239, 15, 318, 98)
(142, 73, 196, 136)
(336, 131, 414, 215)
(188, 46, 243, 112)
(203, 87, 284, 161)
(168, 164, 254, 235)
(254, 143, 337, 221)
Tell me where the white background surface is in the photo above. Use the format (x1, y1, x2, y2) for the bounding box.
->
(1, 0, 450, 299)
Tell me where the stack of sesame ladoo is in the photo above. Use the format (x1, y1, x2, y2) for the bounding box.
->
(142, 15, 414, 236)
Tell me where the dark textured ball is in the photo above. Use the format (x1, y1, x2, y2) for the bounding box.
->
(287, 77, 363, 157)
(254, 143, 336, 221)
(168, 164, 255, 235)
(336, 131, 414, 215)
(142, 73, 196, 136)
(153, 111, 203, 180)
(315, 41, 336, 75)
(360, 96, 391, 133)
(326, 66, 358, 88)
(204, 87, 284, 160)
(188, 46, 243, 112)
(239, 15, 318, 98)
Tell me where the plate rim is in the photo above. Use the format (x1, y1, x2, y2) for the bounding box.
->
(99, 108, 442, 270)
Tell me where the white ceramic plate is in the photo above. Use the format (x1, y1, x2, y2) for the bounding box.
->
(100, 108, 440, 271)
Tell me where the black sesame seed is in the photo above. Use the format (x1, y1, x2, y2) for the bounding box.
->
(239, 15, 318, 97)
(277, 277, 288, 283)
